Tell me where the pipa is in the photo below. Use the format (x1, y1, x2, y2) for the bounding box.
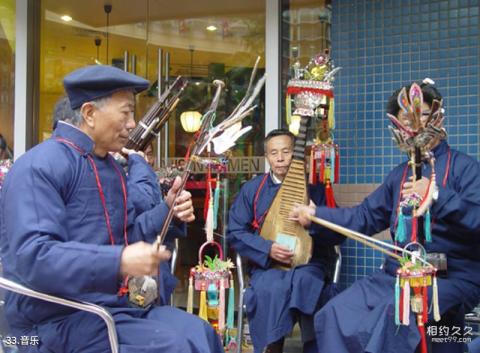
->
(261, 51, 340, 269)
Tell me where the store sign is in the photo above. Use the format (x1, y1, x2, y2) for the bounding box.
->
(159, 156, 265, 174)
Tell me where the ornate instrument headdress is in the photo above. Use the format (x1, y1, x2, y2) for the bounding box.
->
(387, 79, 447, 159)
(287, 52, 341, 206)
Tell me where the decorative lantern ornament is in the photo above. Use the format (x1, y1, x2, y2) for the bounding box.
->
(395, 243, 440, 353)
(187, 241, 237, 351)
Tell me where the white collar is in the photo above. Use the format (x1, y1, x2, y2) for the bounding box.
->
(270, 171, 282, 184)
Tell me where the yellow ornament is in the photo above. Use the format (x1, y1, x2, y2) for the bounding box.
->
(310, 65, 328, 80)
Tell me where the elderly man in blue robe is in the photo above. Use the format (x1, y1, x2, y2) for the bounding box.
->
(227, 129, 344, 353)
(0, 65, 224, 353)
(292, 81, 480, 353)
(52, 95, 180, 306)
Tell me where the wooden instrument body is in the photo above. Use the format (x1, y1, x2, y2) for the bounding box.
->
(260, 160, 312, 269)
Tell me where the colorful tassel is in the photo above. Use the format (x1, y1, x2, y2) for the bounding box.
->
(402, 280, 410, 325)
(418, 321, 428, 353)
(395, 210, 406, 243)
(422, 285, 428, 323)
(424, 210, 432, 242)
(324, 167, 331, 183)
(395, 274, 401, 326)
(399, 286, 404, 321)
(286, 95, 292, 126)
(227, 279, 235, 329)
(187, 276, 194, 314)
(334, 147, 340, 184)
(319, 150, 325, 184)
(411, 216, 418, 242)
(219, 280, 225, 333)
(203, 168, 211, 220)
(204, 168, 211, 220)
(205, 197, 214, 243)
(328, 97, 335, 129)
(199, 284, 208, 321)
(213, 179, 221, 230)
(432, 275, 441, 322)
(330, 146, 335, 183)
(325, 180, 336, 208)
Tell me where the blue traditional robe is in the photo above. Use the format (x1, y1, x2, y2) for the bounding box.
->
(127, 154, 184, 305)
(227, 173, 344, 353)
(312, 141, 480, 353)
(0, 122, 224, 353)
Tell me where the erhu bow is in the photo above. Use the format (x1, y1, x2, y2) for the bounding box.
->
(154, 58, 266, 249)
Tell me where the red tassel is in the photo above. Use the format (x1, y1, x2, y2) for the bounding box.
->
(325, 180, 336, 208)
(411, 217, 418, 242)
(418, 322, 428, 353)
(309, 147, 316, 185)
(117, 277, 129, 296)
(334, 147, 340, 183)
(319, 149, 325, 184)
(203, 167, 212, 220)
(422, 285, 428, 323)
(185, 131, 201, 161)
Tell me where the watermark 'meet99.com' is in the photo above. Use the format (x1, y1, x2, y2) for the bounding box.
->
(427, 325, 474, 344)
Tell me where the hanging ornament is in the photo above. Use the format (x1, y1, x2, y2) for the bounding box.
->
(189, 241, 235, 342)
(395, 243, 440, 353)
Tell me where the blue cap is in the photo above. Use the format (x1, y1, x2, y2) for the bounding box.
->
(63, 65, 149, 109)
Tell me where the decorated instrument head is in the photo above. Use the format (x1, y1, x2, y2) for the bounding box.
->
(386, 79, 447, 156)
(287, 52, 340, 119)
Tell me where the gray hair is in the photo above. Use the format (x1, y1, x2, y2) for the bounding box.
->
(53, 96, 75, 129)
(70, 95, 112, 127)
(69, 89, 135, 127)
(264, 129, 295, 152)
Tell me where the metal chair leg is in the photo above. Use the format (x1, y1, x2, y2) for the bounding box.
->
(170, 239, 179, 306)
(236, 253, 245, 353)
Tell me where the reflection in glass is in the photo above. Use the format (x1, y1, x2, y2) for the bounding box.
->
(281, 0, 332, 134)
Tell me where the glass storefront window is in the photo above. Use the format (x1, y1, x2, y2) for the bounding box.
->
(39, 0, 266, 162)
(0, 0, 15, 159)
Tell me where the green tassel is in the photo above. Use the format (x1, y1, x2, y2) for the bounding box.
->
(396, 210, 406, 243)
(424, 210, 432, 242)
(213, 184, 220, 230)
(227, 283, 235, 329)
(395, 275, 401, 326)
